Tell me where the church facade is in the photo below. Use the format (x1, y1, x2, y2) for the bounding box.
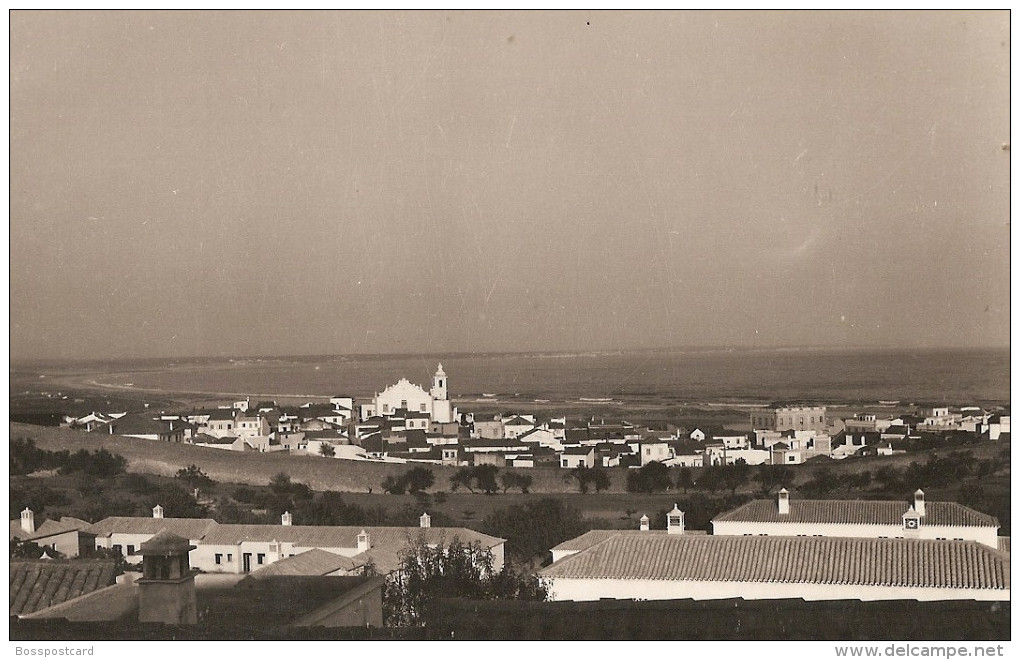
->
(360, 364, 455, 423)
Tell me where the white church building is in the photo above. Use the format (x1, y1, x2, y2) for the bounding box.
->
(359, 364, 455, 423)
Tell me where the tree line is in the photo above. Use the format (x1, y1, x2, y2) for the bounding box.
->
(11, 437, 128, 478)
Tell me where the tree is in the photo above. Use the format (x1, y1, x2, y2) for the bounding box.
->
(592, 468, 611, 493)
(500, 471, 533, 494)
(720, 461, 752, 495)
(482, 498, 590, 566)
(450, 467, 476, 493)
(697, 465, 724, 493)
(10, 538, 53, 559)
(231, 486, 265, 506)
(802, 467, 840, 496)
(473, 464, 500, 495)
(566, 466, 610, 493)
(403, 467, 435, 494)
(10, 437, 49, 475)
(674, 467, 695, 494)
(175, 464, 214, 489)
(754, 464, 794, 495)
(318, 443, 336, 458)
(383, 535, 546, 627)
(143, 483, 208, 518)
(626, 461, 673, 493)
(269, 472, 293, 495)
(121, 473, 158, 495)
(565, 466, 591, 493)
(381, 474, 408, 495)
(56, 447, 127, 478)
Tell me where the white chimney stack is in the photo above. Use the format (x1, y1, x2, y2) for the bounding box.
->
(420, 512, 431, 528)
(152, 505, 164, 519)
(21, 508, 35, 534)
(639, 514, 650, 531)
(914, 489, 926, 517)
(666, 504, 685, 535)
(357, 530, 371, 552)
(778, 488, 790, 515)
(282, 511, 293, 526)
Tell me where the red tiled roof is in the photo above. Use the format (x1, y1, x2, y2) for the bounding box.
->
(20, 582, 138, 622)
(10, 517, 92, 543)
(88, 517, 218, 539)
(538, 535, 1009, 590)
(712, 500, 999, 528)
(552, 530, 667, 553)
(10, 559, 118, 616)
(551, 529, 705, 554)
(249, 548, 362, 577)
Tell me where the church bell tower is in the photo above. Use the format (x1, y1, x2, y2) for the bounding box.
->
(429, 363, 453, 423)
(430, 363, 448, 401)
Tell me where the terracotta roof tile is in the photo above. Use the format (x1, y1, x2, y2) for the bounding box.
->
(10, 517, 92, 543)
(20, 581, 139, 622)
(712, 500, 999, 528)
(249, 548, 362, 577)
(538, 535, 1009, 590)
(88, 517, 219, 539)
(10, 559, 118, 616)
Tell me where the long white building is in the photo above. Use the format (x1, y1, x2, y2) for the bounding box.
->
(89, 508, 504, 575)
(711, 489, 1000, 548)
(540, 496, 1008, 603)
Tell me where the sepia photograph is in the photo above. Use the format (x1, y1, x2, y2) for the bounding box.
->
(7, 9, 1011, 651)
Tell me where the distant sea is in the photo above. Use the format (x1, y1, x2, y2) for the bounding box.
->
(18, 347, 1010, 407)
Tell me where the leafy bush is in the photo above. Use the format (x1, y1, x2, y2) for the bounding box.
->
(383, 536, 546, 627)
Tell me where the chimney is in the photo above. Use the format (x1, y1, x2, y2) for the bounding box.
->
(420, 512, 431, 528)
(357, 530, 371, 552)
(778, 488, 790, 515)
(666, 504, 685, 535)
(282, 511, 293, 526)
(153, 505, 164, 519)
(914, 489, 926, 517)
(639, 514, 650, 531)
(21, 508, 35, 534)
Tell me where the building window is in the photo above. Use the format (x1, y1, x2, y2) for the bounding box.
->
(561, 460, 569, 468)
(215, 554, 222, 565)
(113, 544, 122, 555)
(227, 554, 233, 562)
(420, 403, 427, 412)
(383, 404, 389, 413)
(257, 553, 265, 565)
(401, 400, 407, 409)
(127, 545, 135, 555)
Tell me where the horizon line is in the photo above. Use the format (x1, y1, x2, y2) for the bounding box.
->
(9, 343, 1010, 366)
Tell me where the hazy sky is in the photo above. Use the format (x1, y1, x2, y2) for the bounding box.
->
(9, 10, 1010, 360)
